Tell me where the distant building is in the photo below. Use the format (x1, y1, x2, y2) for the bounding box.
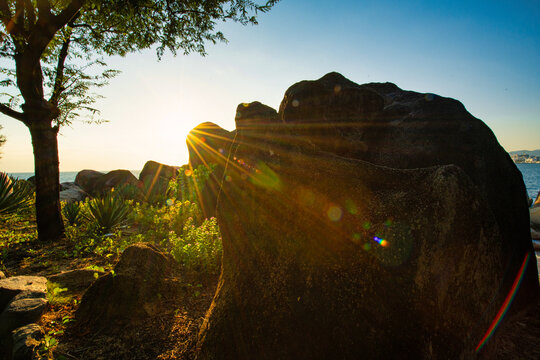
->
(511, 153, 540, 163)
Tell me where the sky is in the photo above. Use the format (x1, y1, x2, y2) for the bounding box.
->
(1, 0, 539, 172)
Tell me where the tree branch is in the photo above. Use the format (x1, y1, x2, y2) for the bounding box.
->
(24, 0, 36, 28)
(53, 0, 83, 29)
(49, 33, 71, 106)
(0, 103, 26, 122)
(36, 0, 52, 22)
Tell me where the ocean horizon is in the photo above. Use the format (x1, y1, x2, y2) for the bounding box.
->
(7, 164, 540, 201)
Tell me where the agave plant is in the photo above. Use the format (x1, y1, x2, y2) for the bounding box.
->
(62, 201, 81, 226)
(0, 172, 33, 216)
(84, 193, 132, 234)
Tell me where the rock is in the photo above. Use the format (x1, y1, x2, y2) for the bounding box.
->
(48, 269, 105, 292)
(139, 160, 179, 198)
(11, 324, 43, 360)
(192, 73, 539, 359)
(532, 240, 540, 251)
(59, 182, 88, 203)
(139, 160, 179, 183)
(0, 271, 5, 279)
(75, 243, 179, 329)
(188, 122, 235, 169)
(92, 170, 141, 196)
(186, 122, 235, 217)
(0, 296, 47, 336)
(75, 169, 105, 193)
(278, 72, 537, 308)
(0, 276, 47, 312)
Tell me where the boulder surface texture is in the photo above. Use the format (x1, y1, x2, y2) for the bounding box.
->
(190, 73, 539, 359)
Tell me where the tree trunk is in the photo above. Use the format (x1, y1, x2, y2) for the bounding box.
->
(29, 123, 64, 242)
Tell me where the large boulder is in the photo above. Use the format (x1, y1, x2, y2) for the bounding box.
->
(75, 170, 105, 193)
(75, 243, 180, 329)
(193, 73, 539, 359)
(277, 72, 537, 309)
(75, 169, 140, 196)
(186, 122, 235, 217)
(92, 170, 140, 195)
(139, 160, 179, 198)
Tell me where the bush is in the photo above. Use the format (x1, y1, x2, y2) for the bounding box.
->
(62, 201, 81, 226)
(83, 192, 132, 234)
(169, 216, 222, 274)
(0, 172, 33, 216)
(168, 164, 216, 204)
(130, 199, 222, 273)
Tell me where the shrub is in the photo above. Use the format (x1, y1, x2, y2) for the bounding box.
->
(168, 164, 216, 204)
(0, 172, 33, 216)
(62, 201, 81, 225)
(170, 216, 222, 274)
(83, 193, 132, 234)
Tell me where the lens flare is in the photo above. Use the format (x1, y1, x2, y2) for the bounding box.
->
(327, 206, 343, 222)
(475, 252, 531, 353)
(373, 236, 389, 247)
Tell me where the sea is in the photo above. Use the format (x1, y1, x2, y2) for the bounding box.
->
(7, 164, 540, 201)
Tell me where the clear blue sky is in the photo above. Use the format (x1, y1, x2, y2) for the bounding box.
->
(1, 0, 539, 172)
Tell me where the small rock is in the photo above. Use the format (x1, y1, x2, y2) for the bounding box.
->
(11, 324, 43, 360)
(0, 271, 5, 279)
(60, 182, 89, 203)
(49, 269, 105, 292)
(0, 297, 48, 336)
(0, 276, 47, 311)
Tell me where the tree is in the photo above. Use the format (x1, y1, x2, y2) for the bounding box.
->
(0, 0, 278, 242)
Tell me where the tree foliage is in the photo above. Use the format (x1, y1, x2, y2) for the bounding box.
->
(0, 0, 278, 241)
(0, 0, 278, 126)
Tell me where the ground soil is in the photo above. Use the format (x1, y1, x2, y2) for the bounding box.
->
(2, 237, 218, 360)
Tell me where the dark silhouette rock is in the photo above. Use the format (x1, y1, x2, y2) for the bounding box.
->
(140, 160, 179, 183)
(75, 170, 105, 193)
(193, 73, 539, 359)
(278, 72, 537, 311)
(186, 122, 235, 217)
(92, 170, 140, 195)
(75, 243, 180, 329)
(139, 160, 179, 196)
(188, 122, 235, 170)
